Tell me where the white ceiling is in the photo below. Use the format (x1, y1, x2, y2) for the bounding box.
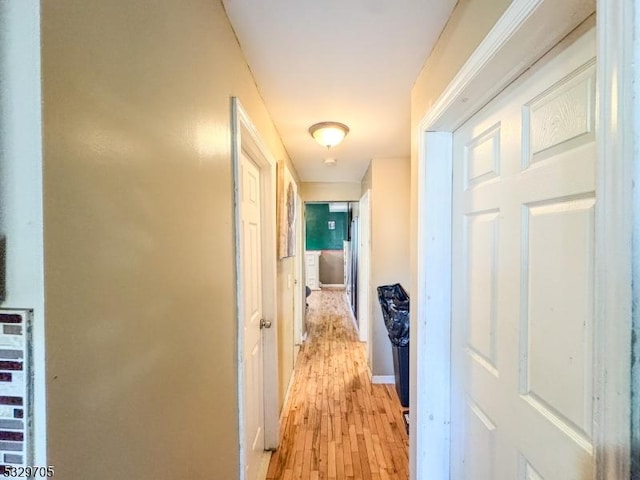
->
(222, 0, 457, 183)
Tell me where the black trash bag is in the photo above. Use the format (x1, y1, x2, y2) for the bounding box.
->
(376, 283, 410, 347)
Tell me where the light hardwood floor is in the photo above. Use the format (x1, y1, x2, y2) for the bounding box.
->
(266, 288, 409, 480)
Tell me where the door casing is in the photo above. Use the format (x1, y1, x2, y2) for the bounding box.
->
(231, 98, 279, 475)
(358, 190, 372, 360)
(412, 0, 638, 478)
(294, 193, 305, 346)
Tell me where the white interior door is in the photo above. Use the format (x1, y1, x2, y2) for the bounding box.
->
(451, 27, 596, 479)
(358, 190, 371, 354)
(240, 152, 265, 480)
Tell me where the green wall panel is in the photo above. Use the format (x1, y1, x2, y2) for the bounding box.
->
(305, 204, 348, 251)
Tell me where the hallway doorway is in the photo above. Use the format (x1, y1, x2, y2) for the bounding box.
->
(414, 1, 636, 476)
(303, 199, 370, 349)
(266, 288, 408, 479)
(232, 98, 280, 476)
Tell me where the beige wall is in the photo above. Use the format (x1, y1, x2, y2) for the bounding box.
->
(277, 169, 302, 411)
(409, 0, 511, 299)
(40, 0, 293, 478)
(300, 182, 362, 202)
(368, 158, 411, 377)
(277, 256, 296, 408)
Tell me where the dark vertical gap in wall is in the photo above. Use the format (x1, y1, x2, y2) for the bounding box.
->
(632, 152, 640, 479)
(632, 281, 639, 479)
(348, 202, 359, 319)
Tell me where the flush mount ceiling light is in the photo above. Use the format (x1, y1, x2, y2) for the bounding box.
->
(309, 122, 349, 149)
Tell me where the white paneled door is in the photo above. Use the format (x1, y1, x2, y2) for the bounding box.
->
(240, 152, 265, 480)
(451, 27, 596, 479)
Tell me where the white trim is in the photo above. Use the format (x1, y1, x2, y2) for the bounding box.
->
(0, 0, 46, 468)
(420, 0, 596, 133)
(294, 194, 305, 346)
(371, 375, 395, 385)
(413, 0, 636, 478)
(256, 452, 272, 480)
(279, 366, 297, 426)
(343, 291, 360, 336)
(358, 190, 372, 352)
(632, 0, 640, 471)
(594, 0, 636, 477)
(231, 98, 279, 478)
(422, 0, 542, 130)
(411, 131, 452, 480)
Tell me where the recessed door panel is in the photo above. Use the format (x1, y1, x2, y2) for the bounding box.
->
(464, 210, 499, 373)
(522, 197, 594, 440)
(464, 401, 496, 479)
(464, 123, 501, 189)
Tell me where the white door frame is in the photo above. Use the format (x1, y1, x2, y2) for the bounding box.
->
(358, 190, 372, 358)
(412, 0, 638, 478)
(231, 98, 279, 470)
(294, 193, 305, 345)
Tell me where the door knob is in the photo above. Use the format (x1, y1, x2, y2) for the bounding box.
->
(260, 318, 272, 329)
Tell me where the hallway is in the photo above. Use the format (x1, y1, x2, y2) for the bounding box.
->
(266, 289, 409, 480)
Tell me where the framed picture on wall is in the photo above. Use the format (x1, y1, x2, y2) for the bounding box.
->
(277, 161, 297, 259)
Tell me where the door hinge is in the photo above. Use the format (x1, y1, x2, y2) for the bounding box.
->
(260, 318, 272, 329)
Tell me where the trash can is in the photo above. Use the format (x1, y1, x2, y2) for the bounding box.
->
(377, 283, 410, 408)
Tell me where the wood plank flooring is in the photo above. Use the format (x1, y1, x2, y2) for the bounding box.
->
(266, 288, 409, 480)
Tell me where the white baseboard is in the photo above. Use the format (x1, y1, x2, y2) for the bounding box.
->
(294, 330, 307, 347)
(371, 375, 395, 384)
(342, 291, 360, 335)
(280, 367, 296, 422)
(257, 451, 272, 479)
